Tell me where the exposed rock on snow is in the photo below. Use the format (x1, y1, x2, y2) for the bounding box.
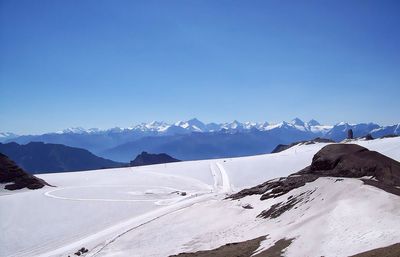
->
(257, 189, 316, 219)
(229, 174, 318, 200)
(232, 143, 400, 202)
(0, 153, 50, 190)
(349, 242, 400, 257)
(168, 236, 267, 257)
(271, 137, 334, 153)
(299, 144, 400, 186)
(169, 236, 294, 257)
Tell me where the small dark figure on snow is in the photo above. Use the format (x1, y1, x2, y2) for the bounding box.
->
(347, 129, 354, 139)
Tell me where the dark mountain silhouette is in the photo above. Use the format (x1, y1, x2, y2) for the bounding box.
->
(0, 142, 126, 174)
(0, 153, 50, 190)
(130, 152, 180, 167)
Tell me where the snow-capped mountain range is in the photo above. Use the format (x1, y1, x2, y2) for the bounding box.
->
(56, 118, 333, 134)
(5, 118, 398, 137)
(1, 118, 399, 162)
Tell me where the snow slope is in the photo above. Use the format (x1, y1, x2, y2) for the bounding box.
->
(1, 137, 399, 257)
(92, 177, 400, 257)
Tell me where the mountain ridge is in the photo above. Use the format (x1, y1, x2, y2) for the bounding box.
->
(2, 118, 399, 162)
(4, 118, 399, 138)
(0, 142, 126, 174)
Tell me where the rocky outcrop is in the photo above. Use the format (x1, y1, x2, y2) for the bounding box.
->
(169, 236, 293, 257)
(230, 144, 400, 223)
(231, 144, 400, 201)
(0, 153, 50, 190)
(130, 152, 181, 167)
(349, 243, 400, 257)
(297, 144, 400, 186)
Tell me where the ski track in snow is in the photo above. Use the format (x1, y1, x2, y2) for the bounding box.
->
(210, 164, 220, 192)
(216, 162, 233, 193)
(44, 185, 185, 203)
(34, 161, 233, 257)
(33, 192, 215, 257)
(209, 162, 232, 193)
(34, 194, 215, 257)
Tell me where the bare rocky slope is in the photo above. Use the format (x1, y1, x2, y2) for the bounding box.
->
(0, 153, 50, 190)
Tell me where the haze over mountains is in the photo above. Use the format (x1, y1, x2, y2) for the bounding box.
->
(1, 118, 399, 162)
(0, 142, 124, 174)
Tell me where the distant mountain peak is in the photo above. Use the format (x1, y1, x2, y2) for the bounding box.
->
(291, 118, 305, 126)
(148, 121, 166, 126)
(186, 118, 206, 130)
(187, 118, 202, 123)
(60, 127, 88, 134)
(130, 152, 180, 167)
(307, 119, 321, 126)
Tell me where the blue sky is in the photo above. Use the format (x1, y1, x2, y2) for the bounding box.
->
(1, 0, 399, 134)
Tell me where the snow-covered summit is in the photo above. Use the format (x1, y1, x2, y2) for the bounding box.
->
(307, 119, 321, 126)
(12, 119, 399, 139)
(291, 117, 305, 126)
(0, 132, 19, 143)
(0, 132, 18, 138)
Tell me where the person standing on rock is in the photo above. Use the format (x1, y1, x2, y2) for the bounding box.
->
(347, 129, 354, 139)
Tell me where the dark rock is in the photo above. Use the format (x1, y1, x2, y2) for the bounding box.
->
(73, 247, 88, 256)
(130, 152, 181, 167)
(169, 236, 267, 257)
(242, 204, 253, 209)
(0, 153, 50, 190)
(365, 134, 374, 140)
(230, 174, 318, 201)
(258, 189, 316, 219)
(271, 144, 292, 153)
(349, 242, 400, 257)
(231, 144, 400, 201)
(298, 144, 400, 186)
(380, 134, 399, 139)
(169, 236, 294, 257)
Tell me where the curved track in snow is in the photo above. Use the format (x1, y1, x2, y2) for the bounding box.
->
(35, 193, 215, 257)
(36, 162, 233, 257)
(44, 185, 185, 203)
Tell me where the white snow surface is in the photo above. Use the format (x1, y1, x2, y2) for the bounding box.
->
(1, 137, 400, 257)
